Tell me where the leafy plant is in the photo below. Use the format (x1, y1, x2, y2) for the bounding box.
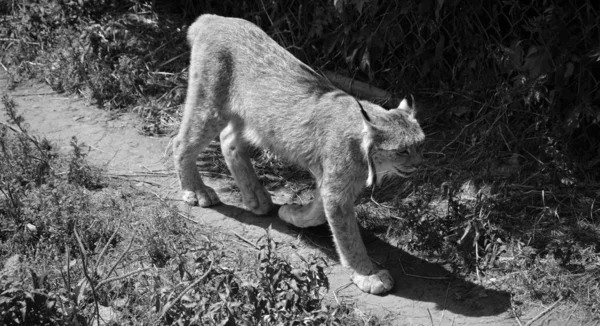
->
(157, 228, 331, 325)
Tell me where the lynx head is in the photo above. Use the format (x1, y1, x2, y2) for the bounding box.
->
(359, 96, 425, 186)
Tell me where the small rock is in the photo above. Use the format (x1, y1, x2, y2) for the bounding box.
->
(0, 254, 23, 282)
(92, 305, 121, 326)
(26, 223, 37, 232)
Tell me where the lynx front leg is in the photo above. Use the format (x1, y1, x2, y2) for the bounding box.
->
(220, 123, 274, 215)
(173, 96, 228, 207)
(173, 119, 226, 207)
(321, 186, 394, 295)
(278, 190, 327, 228)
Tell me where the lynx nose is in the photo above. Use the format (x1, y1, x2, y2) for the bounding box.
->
(412, 151, 423, 167)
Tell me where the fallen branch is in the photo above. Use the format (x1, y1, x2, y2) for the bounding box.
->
(95, 267, 152, 291)
(107, 175, 163, 187)
(322, 70, 397, 108)
(233, 232, 259, 250)
(150, 191, 202, 225)
(8, 92, 57, 97)
(399, 259, 450, 280)
(523, 297, 563, 326)
(427, 308, 435, 326)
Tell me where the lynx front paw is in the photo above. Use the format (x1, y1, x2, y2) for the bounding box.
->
(352, 269, 394, 295)
(182, 187, 221, 207)
(242, 187, 274, 216)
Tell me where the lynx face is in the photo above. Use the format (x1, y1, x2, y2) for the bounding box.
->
(361, 97, 425, 186)
(372, 143, 423, 180)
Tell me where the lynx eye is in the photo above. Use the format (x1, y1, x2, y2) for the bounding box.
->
(398, 149, 409, 155)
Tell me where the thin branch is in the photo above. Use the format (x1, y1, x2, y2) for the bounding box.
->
(106, 171, 174, 177)
(0, 121, 48, 159)
(523, 297, 563, 326)
(94, 224, 121, 273)
(107, 175, 163, 187)
(439, 283, 449, 324)
(150, 191, 202, 225)
(159, 257, 215, 320)
(398, 259, 450, 280)
(8, 92, 56, 97)
(427, 308, 435, 326)
(332, 282, 353, 306)
(233, 232, 259, 250)
(105, 237, 135, 280)
(510, 298, 524, 326)
(94, 267, 152, 291)
(74, 229, 100, 326)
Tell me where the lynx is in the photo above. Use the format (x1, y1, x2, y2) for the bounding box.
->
(173, 14, 425, 294)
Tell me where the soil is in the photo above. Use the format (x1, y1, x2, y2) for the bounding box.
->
(0, 70, 583, 325)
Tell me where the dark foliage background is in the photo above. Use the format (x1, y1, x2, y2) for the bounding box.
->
(3, 0, 598, 170)
(1, 0, 599, 315)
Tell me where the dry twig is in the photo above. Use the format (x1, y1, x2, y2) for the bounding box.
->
(150, 191, 202, 225)
(427, 308, 435, 326)
(159, 257, 215, 320)
(398, 259, 449, 280)
(523, 297, 563, 326)
(233, 232, 260, 250)
(105, 237, 135, 280)
(95, 267, 152, 291)
(332, 282, 353, 306)
(74, 229, 101, 326)
(94, 224, 121, 273)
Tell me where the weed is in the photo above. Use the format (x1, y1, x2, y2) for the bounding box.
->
(2, 0, 599, 321)
(67, 136, 103, 190)
(0, 104, 379, 324)
(155, 228, 355, 325)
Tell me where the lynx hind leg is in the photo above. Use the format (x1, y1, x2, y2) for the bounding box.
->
(173, 111, 226, 207)
(220, 123, 274, 215)
(278, 190, 327, 228)
(321, 185, 394, 294)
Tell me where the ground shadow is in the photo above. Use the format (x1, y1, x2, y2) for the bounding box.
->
(209, 201, 511, 318)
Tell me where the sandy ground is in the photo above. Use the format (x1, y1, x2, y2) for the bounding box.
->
(1, 70, 588, 325)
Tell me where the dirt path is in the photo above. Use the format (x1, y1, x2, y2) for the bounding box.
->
(1, 71, 577, 325)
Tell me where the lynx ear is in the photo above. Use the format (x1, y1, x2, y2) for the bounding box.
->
(358, 101, 372, 123)
(396, 95, 416, 115)
(361, 125, 377, 187)
(360, 111, 377, 187)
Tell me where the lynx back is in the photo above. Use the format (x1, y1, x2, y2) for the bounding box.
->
(173, 14, 425, 294)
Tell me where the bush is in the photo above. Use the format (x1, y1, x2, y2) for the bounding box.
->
(1, 97, 382, 325)
(1, 0, 598, 318)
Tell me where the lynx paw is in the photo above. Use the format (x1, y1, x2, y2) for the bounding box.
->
(241, 187, 274, 215)
(352, 269, 394, 295)
(279, 204, 326, 228)
(182, 187, 221, 207)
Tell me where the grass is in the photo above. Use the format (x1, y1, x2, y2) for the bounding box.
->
(356, 102, 600, 315)
(0, 98, 392, 324)
(1, 0, 599, 323)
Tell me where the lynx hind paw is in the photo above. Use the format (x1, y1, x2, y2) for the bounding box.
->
(352, 269, 394, 295)
(278, 204, 327, 228)
(182, 188, 221, 207)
